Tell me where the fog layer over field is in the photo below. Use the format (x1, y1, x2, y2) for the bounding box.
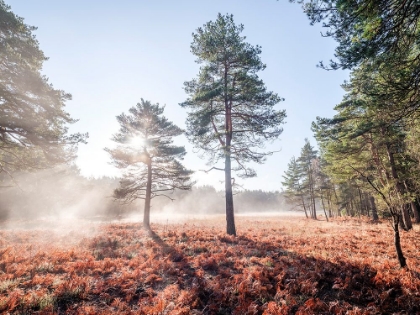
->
(0, 167, 292, 227)
(123, 211, 302, 226)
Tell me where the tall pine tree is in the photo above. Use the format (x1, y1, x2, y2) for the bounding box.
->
(282, 156, 309, 218)
(180, 13, 286, 235)
(297, 139, 318, 219)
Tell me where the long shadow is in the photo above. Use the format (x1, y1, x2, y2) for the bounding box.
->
(143, 229, 419, 315)
(21, 223, 417, 314)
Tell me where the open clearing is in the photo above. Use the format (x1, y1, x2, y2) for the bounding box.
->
(0, 215, 419, 314)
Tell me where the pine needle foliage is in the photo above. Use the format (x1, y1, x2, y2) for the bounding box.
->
(180, 13, 286, 235)
(105, 99, 193, 230)
(0, 1, 86, 176)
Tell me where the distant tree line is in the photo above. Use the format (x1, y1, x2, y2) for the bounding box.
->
(0, 167, 124, 220)
(282, 139, 383, 221)
(0, 167, 288, 221)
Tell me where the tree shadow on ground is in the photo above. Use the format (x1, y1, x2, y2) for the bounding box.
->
(3, 222, 418, 314)
(143, 229, 419, 314)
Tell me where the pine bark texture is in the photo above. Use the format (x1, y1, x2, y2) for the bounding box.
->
(393, 216, 407, 268)
(143, 160, 152, 231)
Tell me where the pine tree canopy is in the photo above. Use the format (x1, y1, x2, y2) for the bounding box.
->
(105, 99, 193, 203)
(295, 0, 420, 70)
(180, 13, 286, 178)
(0, 1, 86, 176)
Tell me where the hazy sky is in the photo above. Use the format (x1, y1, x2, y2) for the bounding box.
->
(7, 0, 348, 191)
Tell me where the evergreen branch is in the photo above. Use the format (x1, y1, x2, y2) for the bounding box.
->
(348, 164, 391, 208)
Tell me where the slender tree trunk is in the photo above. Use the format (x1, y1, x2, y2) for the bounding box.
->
(300, 194, 309, 218)
(370, 196, 379, 221)
(224, 70, 236, 236)
(392, 215, 407, 268)
(403, 181, 419, 223)
(308, 195, 314, 219)
(297, 183, 309, 218)
(357, 188, 364, 216)
(308, 171, 317, 219)
(349, 198, 355, 217)
(365, 193, 371, 217)
(225, 152, 236, 235)
(312, 194, 317, 219)
(401, 204, 413, 231)
(333, 185, 340, 217)
(412, 200, 420, 223)
(320, 193, 329, 222)
(385, 142, 412, 230)
(143, 161, 152, 231)
(309, 195, 313, 219)
(327, 191, 333, 218)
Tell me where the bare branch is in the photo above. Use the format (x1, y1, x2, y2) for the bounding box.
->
(202, 166, 225, 173)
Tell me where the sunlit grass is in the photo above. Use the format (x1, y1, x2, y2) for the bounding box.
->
(0, 215, 419, 314)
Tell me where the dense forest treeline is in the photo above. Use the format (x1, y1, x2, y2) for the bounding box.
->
(282, 139, 384, 221)
(287, 0, 420, 268)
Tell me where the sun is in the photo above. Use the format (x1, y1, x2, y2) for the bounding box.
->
(129, 135, 145, 149)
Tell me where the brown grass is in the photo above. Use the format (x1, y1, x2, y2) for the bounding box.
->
(0, 215, 419, 314)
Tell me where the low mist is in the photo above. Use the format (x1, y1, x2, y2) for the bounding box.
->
(0, 165, 293, 228)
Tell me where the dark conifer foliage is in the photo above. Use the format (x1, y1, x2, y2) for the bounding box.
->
(0, 1, 86, 176)
(293, 0, 420, 269)
(296, 0, 420, 122)
(180, 13, 286, 235)
(282, 156, 311, 218)
(295, 0, 420, 70)
(297, 139, 318, 219)
(105, 99, 193, 230)
(311, 64, 417, 267)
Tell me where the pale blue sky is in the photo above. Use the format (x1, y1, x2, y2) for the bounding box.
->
(8, 0, 348, 191)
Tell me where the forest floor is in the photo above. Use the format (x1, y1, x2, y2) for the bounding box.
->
(0, 214, 419, 314)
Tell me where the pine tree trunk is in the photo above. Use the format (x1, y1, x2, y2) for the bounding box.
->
(385, 142, 412, 230)
(403, 182, 419, 223)
(309, 195, 313, 219)
(300, 194, 309, 218)
(224, 86, 236, 236)
(333, 185, 340, 217)
(412, 201, 420, 223)
(143, 161, 152, 231)
(357, 188, 364, 216)
(225, 153, 236, 236)
(345, 204, 350, 216)
(392, 215, 407, 268)
(401, 204, 413, 231)
(365, 193, 371, 217)
(320, 193, 328, 222)
(349, 198, 355, 217)
(312, 194, 317, 219)
(223, 63, 236, 236)
(370, 196, 379, 221)
(327, 192, 333, 218)
(309, 171, 317, 220)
